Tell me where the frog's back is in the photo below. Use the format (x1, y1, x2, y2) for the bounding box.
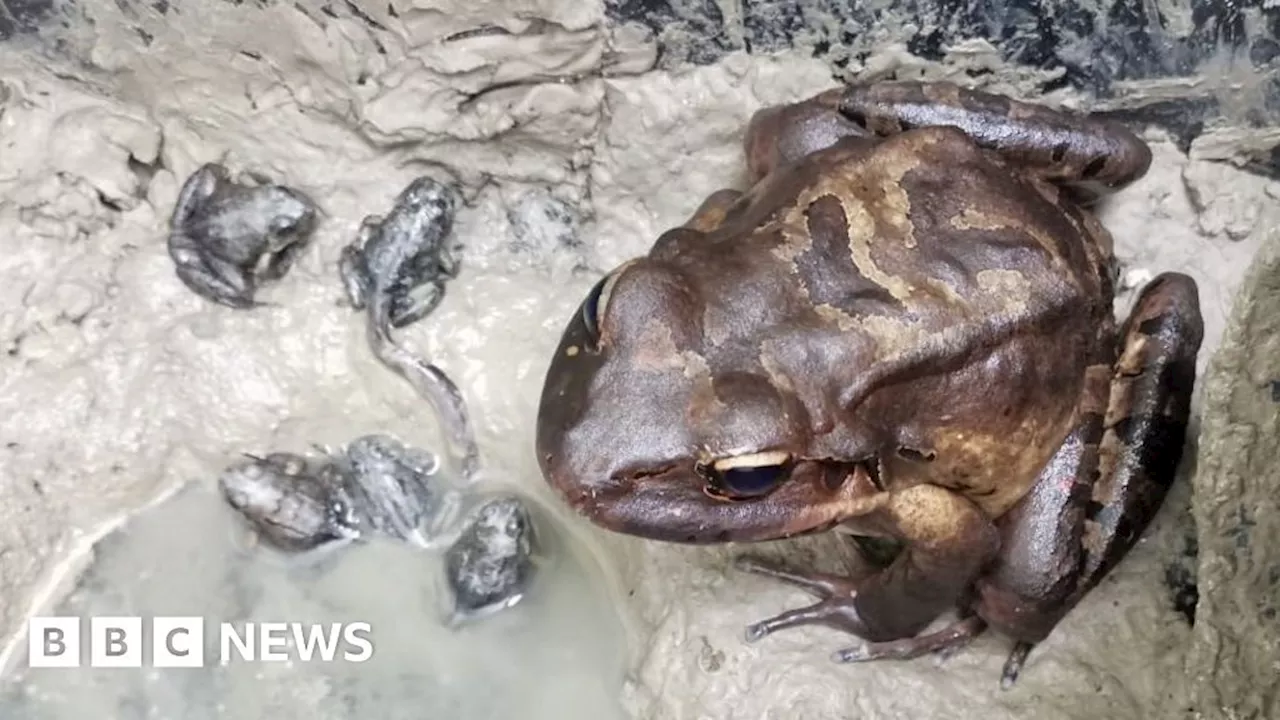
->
(665, 125, 1110, 364)
(649, 125, 1116, 515)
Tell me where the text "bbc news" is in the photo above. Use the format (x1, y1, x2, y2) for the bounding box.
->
(27, 617, 374, 668)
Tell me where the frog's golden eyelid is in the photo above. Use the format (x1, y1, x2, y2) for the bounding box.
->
(594, 258, 639, 322)
(712, 450, 791, 471)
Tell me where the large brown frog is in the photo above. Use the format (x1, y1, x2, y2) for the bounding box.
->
(535, 81, 1204, 686)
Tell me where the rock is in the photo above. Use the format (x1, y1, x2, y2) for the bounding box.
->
(1182, 227, 1280, 719)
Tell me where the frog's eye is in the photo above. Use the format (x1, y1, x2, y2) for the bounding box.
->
(268, 216, 299, 235)
(581, 270, 624, 344)
(701, 451, 793, 500)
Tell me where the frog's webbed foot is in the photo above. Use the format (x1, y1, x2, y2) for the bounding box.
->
(734, 555, 872, 641)
(338, 244, 369, 310)
(834, 81, 1152, 197)
(736, 555, 990, 665)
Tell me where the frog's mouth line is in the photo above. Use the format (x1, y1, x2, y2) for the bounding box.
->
(567, 459, 882, 544)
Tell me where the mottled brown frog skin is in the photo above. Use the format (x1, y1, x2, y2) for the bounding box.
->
(535, 81, 1204, 686)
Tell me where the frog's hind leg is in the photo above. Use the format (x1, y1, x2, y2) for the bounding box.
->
(681, 189, 744, 232)
(972, 271, 1203, 688)
(832, 81, 1152, 197)
(831, 613, 987, 662)
(650, 189, 747, 257)
(168, 232, 256, 309)
(683, 95, 855, 232)
(743, 93, 870, 182)
(389, 281, 445, 329)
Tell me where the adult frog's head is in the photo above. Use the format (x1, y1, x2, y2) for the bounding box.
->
(535, 257, 877, 545)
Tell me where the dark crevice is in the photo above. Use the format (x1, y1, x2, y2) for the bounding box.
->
(1164, 529, 1199, 626)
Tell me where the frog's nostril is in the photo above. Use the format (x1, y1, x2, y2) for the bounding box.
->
(896, 446, 936, 463)
(821, 463, 849, 491)
(1082, 156, 1108, 179)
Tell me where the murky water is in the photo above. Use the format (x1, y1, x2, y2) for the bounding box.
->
(0, 480, 628, 720)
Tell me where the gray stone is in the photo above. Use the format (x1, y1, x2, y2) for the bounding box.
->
(1184, 227, 1280, 719)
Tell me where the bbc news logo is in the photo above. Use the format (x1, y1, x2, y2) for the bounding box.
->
(27, 617, 373, 668)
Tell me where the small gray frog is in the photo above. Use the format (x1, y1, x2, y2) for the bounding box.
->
(444, 495, 539, 624)
(168, 162, 318, 308)
(339, 176, 463, 331)
(219, 435, 460, 553)
(219, 452, 358, 553)
(338, 176, 483, 481)
(334, 433, 461, 547)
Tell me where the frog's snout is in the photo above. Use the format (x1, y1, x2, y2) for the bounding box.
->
(399, 176, 460, 215)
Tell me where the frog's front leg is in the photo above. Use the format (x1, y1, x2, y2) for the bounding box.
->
(262, 234, 309, 281)
(433, 242, 462, 280)
(736, 483, 1000, 645)
(339, 218, 381, 311)
(973, 272, 1202, 686)
(833, 81, 1152, 195)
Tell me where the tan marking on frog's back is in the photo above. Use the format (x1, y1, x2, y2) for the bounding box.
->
(758, 341, 796, 394)
(749, 128, 1066, 373)
(683, 349, 724, 432)
(975, 268, 1033, 315)
(859, 314, 930, 360)
(949, 207, 1065, 263)
(631, 321, 685, 373)
(776, 129, 932, 303)
(814, 303, 859, 331)
(841, 197, 916, 300)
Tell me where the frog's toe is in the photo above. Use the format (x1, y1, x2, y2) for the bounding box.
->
(745, 603, 832, 642)
(733, 554, 859, 598)
(830, 614, 986, 664)
(999, 641, 1033, 690)
(744, 593, 871, 642)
